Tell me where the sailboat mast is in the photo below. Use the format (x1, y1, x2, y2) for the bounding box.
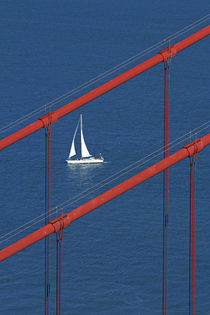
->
(80, 114, 82, 133)
(80, 114, 82, 156)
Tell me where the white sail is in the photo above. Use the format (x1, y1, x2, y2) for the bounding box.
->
(80, 114, 91, 158)
(66, 114, 104, 164)
(68, 119, 79, 158)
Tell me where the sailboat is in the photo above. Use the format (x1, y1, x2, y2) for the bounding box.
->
(66, 114, 104, 164)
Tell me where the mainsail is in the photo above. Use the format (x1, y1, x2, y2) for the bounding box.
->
(80, 114, 91, 158)
(68, 115, 91, 159)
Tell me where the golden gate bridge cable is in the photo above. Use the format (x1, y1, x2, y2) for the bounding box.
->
(0, 122, 209, 245)
(0, 15, 209, 135)
(0, 122, 209, 243)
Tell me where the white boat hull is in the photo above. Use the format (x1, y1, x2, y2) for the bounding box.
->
(66, 157, 104, 164)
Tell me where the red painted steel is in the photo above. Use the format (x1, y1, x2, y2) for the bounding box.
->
(163, 59, 170, 315)
(45, 123, 52, 315)
(56, 230, 64, 315)
(0, 134, 209, 262)
(0, 26, 209, 151)
(189, 153, 197, 315)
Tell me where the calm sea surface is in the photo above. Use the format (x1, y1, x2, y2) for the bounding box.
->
(0, 1, 209, 314)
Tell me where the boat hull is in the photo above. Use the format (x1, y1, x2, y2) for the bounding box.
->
(66, 158, 104, 164)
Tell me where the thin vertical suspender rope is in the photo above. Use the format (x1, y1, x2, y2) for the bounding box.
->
(45, 116, 52, 315)
(56, 220, 64, 315)
(163, 57, 170, 315)
(189, 148, 197, 315)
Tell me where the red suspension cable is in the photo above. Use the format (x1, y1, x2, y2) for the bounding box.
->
(0, 134, 209, 263)
(0, 26, 209, 152)
(189, 149, 197, 315)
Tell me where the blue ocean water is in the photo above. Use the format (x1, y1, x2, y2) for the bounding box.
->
(0, 1, 209, 314)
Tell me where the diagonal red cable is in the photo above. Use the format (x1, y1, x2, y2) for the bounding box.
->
(0, 134, 209, 262)
(0, 26, 209, 151)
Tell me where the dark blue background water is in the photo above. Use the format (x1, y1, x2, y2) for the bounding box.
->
(0, 1, 209, 314)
